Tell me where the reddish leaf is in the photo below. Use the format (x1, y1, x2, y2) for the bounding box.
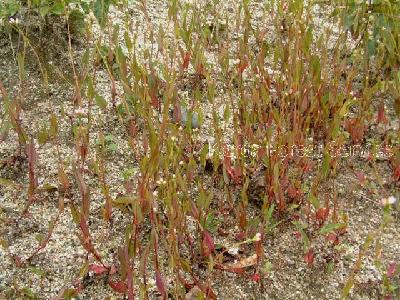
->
(316, 207, 329, 223)
(13, 255, 23, 267)
(127, 262, 134, 300)
(250, 273, 261, 282)
(222, 146, 241, 184)
(150, 93, 160, 110)
(255, 239, 263, 259)
(173, 103, 182, 124)
(190, 200, 199, 220)
(202, 230, 215, 257)
(79, 216, 90, 241)
(78, 215, 102, 262)
(156, 270, 167, 299)
(27, 138, 38, 199)
(196, 63, 205, 76)
(326, 233, 339, 245)
(304, 248, 314, 267)
(128, 119, 137, 139)
(103, 187, 113, 222)
(354, 171, 366, 186)
(288, 185, 298, 199)
(393, 164, 400, 181)
(229, 267, 246, 274)
(182, 51, 191, 70)
(377, 103, 388, 124)
(177, 272, 194, 290)
(345, 119, 365, 144)
(387, 262, 397, 278)
(367, 151, 374, 162)
(109, 264, 117, 275)
(237, 203, 247, 229)
(237, 59, 249, 74)
(89, 264, 108, 275)
(235, 231, 247, 241)
(108, 280, 128, 294)
(256, 147, 266, 160)
(293, 231, 302, 240)
(302, 160, 314, 173)
(252, 65, 259, 74)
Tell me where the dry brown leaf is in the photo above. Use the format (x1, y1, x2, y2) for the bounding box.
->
(226, 253, 258, 269)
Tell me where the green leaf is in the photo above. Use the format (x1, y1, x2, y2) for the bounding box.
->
(121, 168, 135, 181)
(303, 27, 313, 53)
(51, 2, 65, 15)
(0, 177, 17, 187)
(292, 221, 310, 251)
(28, 266, 45, 277)
(70, 205, 80, 225)
(22, 287, 38, 299)
(1, 0, 20, 17)
(367, 38, 377, 57)
(17, 52, 25, 81)
(223, 105, 230, 122)
(262, 261, 273, 273)
(308, 193, 320, 209)
(320, 223, 346, 235)
(381, 28, 396, 55)
(81, 49, 90, 68)
(124, 31, 133, 52)
(264, 202, 275, 223)
(339, 98, 357, 118)
(113, 196, 136, 205)
(68, 9, 85, 35)
(321, 150, 331, 178)
(38, 124, 49, 145)
(40, 183, 58, 191)
(63, 288, 78, 300)
(199, 143, 209, 168)
(341, 278, 355, 300)
(49, 114, 58, 139)
(204, 213, 219, 233)
(95, 93, 107, 110)
(0, 120, 11, 140)
(107, 143, 117, 152)
(87, 77, 94, 101)
(78, 261, 90, 278)
(311, 55, 321, 83)
(0, 238, 9, 249)
(38, 5, 50, 17)
(93, 0, 111, 28)
(80, 1, 89, 13)
(35, 233, 45, 245)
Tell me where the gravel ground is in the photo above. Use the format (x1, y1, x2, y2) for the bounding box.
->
(1, 1, 400, 299)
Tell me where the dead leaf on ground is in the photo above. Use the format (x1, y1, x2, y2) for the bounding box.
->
(226, 253, 258, 269)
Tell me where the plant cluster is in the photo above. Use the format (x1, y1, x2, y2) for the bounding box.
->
(0, 0, 399, 299)
(0, 0, 115, 31)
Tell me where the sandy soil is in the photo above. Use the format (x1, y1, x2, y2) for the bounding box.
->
(1, 1, 399, 299)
